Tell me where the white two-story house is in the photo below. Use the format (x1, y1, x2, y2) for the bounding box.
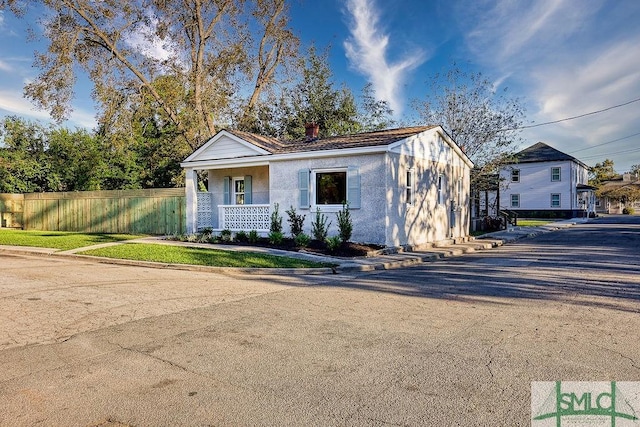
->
(499, 142, 595, 218)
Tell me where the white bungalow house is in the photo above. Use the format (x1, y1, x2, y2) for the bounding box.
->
(499, 142, 595, 218)
(181, 124, 474, 247)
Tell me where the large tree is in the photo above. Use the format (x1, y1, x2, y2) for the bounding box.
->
(2, 0, 298, 149)
(588, 158, 618, 186)
(283, 46, 361, 139)
(416, 65, 525, 183)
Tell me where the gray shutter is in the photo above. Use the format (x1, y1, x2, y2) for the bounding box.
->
(347, 166, 361, 209)
(298, 169, 310, 209)
(223, 176, 231, 205)
(244, 175, 252, 204)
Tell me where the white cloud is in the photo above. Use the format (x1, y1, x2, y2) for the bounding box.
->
(0, 60, 12, 72)
(0, 89, 96, 129)
(124, 17, 177, 63)
(343, 0, 427, 116)
(0, 89, 51, 120)
(459, 0, 640, 171)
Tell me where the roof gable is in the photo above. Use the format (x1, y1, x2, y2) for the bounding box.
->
(183, 130, 271, 162)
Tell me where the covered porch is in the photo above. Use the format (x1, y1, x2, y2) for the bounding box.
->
(185, 165, 271, 234)
(576, 184, 597, 217)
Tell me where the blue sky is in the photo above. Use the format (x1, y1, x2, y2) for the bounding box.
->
(1, 0, 640, 172)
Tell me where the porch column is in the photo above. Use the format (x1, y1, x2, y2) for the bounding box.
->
(185, 168, 198, 233)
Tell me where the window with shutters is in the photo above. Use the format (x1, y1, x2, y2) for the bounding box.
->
(233, 177, 245, 205)
(300, 167, 360, 210)
(315, 171, 347, 205)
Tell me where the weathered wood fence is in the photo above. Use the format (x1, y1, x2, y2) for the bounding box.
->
(0, 189, 185, 235)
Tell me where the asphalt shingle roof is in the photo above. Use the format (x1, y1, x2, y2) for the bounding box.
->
(515, 142, 585, 166)
(227, 126, 438, 154)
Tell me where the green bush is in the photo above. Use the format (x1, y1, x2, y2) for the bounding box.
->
(220, 229, 233, 243)
(623, 207, 635, 215)
(270, 203, 283, 233)
(311, 208, 331, 241)
(248, 230, 260, 244)
(286, 206, 306, 237)
(294, 233, 311, 247)
(235, 230, 248, 242)
(325, 236, 342, 253)
(336, 203, 353, 243)
(268, 231, 284, 245)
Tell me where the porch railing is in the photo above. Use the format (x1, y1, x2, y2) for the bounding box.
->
(218, 204, 270, 231)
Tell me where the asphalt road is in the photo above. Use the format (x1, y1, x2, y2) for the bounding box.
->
(1, 215, 639, 426)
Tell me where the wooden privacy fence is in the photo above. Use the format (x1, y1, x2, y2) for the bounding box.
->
(0, 189, 186, 235)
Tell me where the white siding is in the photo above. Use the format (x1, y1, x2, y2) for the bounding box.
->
(197, 135, 266, 160)
(500, 161, 574, 210)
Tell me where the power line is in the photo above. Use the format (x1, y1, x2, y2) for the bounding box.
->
(500, 96, 640, 131)
(569, 131, 640, 154)
(579, 146, 640, 161)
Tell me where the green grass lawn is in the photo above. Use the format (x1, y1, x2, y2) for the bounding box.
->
(0, 229, 143, 250)
(79, 243, 334, 268)
(517, 219, 554, 227)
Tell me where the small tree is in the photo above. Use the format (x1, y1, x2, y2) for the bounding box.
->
(285, 205, 306, 237)
(311, 208, 331, 241)
(336, 203, 353, 243)
(270, 203, 283, 233)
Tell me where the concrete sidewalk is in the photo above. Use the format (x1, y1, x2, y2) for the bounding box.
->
(0, 218, 588, 274)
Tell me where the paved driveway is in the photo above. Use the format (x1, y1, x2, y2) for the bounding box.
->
(0, 216, 639, 426)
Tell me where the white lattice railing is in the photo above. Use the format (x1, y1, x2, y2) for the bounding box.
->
(197, 192, 213, 229)
(218, 204, 270, 231)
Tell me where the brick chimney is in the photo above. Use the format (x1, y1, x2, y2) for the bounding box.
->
(304, 123, 319, 140)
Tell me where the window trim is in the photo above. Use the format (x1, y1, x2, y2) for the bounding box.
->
(551, 167, 561, 182)
(311, 168, 348, 211)
(551, 193, 561, 208)
(406, 168, 415, 205)
(233, 176, 245, 205)
(511, 194, 520, 208)
(437, 174, 444, 205)
(511, 169, 520, 183)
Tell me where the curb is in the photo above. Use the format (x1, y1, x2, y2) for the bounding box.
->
(0, 219, 584, 274)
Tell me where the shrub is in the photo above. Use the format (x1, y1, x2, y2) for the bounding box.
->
(220, 229, 233, 243)
(268, 231, 284, 245)
(325, 236, 342, 253)
(623, 207, 635, 215)
(235, 230, 248, 243)
(294, 233, 311, 247)
(270, 203, 283, 233)
(248, 230, 260, 244)
(336, 203, 353, 243)
(311, 208, 331, 241)
(286, 206, 306, 238)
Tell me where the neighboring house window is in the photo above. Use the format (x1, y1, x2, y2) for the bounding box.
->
(551, 167, 561, 182)
(511, 194, 520, 208)
(316, 170, 347, 205)
(437, 175, 444, 205)
(457, 177, 463, 205)
(233, 177, 245, 205)
(406, 169, 415, 205)
(596, 199, 601, 207)
(511, 169, 520, 182)
(551, 193, 561, 208)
